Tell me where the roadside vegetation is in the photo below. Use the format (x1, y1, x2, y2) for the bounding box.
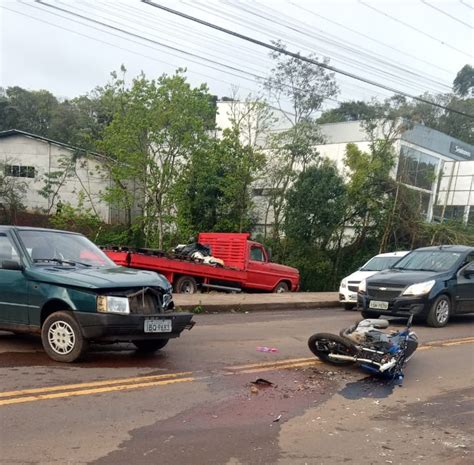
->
(1, 56, 473, 291)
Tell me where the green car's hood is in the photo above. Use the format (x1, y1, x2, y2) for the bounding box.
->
(25, 265, 170, 290)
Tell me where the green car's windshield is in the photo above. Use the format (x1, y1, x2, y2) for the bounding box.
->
(393, 250, 461, 272)
(18, 230, 115, 268)
(360, 256, 403, 272)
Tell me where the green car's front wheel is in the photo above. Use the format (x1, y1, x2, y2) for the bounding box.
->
(41, 311, 88, 363)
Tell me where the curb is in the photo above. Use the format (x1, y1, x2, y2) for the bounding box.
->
(176, 300, 342, 313)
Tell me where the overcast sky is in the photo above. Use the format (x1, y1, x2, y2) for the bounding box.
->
(0, 0, 472, 111)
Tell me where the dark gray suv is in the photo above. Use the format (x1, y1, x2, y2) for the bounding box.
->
(358, 245, 474, 327)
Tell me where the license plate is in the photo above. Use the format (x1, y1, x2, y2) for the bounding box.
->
(349, 293, 357, 300)
(369, 300, 389, 310)
(144, 319, 172, 333)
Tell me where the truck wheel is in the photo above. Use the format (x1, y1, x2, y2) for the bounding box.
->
(133, 339, 169, 352)
(41, 311, 88, 363)
(344, 303, 356, 311)
(273, 282, 289, 293)
(174, 276, 198, 294)
(426, 295, 451, 327)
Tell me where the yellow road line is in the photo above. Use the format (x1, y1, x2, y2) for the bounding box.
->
(225, 357, 313, 371)
(0, 377, 194, 407)
(239, 360, 321, 374)
(0, 372, 192, 399)
(1, 335, 472, 408)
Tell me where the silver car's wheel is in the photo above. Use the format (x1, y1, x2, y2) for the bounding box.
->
(435, 301, 449, 325)
(427, 295, 451, 328)
(48, 321, 75, 355)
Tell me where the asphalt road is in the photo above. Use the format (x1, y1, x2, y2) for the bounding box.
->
(0, 307, 472, 465)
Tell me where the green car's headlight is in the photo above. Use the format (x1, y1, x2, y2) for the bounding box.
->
(97, 296, 130, 314)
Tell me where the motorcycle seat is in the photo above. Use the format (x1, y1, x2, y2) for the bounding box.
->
(359, 319, 390, 329)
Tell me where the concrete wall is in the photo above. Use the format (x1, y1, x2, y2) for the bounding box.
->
(0, 134, 110, 222)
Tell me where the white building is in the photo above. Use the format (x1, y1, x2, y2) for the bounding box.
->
(0, 129, 111, 222)
(317, 121, 474, 225)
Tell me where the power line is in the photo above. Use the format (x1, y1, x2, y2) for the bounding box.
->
(140, 0, 474, 119)
(420, 0, 473, 29)
(53, 0, 268, 78)
(32, 0, 389, 108)
(188, 0, 446, 97)
(20, 1, 333, 109)
(5, 3, 261, 96)
(225, 0, 452, 93)
(459, 0, 473, 10)
(289, 1, 453, 76)
(358, 0, 471, 58)
(32, 1, 276, 89)
(185, 0, 394, 100)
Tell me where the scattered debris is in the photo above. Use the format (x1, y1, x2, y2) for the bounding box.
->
(256, 346, 279, 353)
(273, 414, 282, 422)
(250, 386, 259, 394)
(251, 378, 274, 387)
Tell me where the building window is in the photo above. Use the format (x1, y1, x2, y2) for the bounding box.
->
(432, 205, 465, 222)
(5, 165, 36, 178)
(397, 146, 438, 191)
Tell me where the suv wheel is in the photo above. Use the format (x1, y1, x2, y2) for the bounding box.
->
(427, 295, 451, 327)
(41, 312, 88, 362)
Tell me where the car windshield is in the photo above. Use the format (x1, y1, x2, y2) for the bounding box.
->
(393, 250, 461, 272)
(18, 230, 115, 268)
(360, 256, 403, 272)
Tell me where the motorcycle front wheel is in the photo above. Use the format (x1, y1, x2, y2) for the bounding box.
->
(308, 333, 358, 365)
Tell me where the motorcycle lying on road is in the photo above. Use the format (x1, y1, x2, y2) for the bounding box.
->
(308, 315, 418, 382)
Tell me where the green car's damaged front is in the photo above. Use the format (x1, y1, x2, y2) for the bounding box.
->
(0, 226, 194, 362)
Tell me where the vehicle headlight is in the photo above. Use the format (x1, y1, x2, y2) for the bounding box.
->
(162, 291, 173, 309)
(358, 279, 367, 293)
(340, 280, 347, 289)
(97, 296, 130, 314)
(402, 280, 436, 296)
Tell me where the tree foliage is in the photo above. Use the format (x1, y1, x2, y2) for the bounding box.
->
(99, 70, 216, 248)
(0, 161, 27, 223)
(261, 41, 339, 240)
(453, 64, 474, 98)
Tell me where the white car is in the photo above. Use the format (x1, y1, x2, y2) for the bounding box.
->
(339, 251, 410, 310)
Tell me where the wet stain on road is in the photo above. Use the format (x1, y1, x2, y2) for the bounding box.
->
(90, 367, 341, 465)
(338, 376, 398, 399)
(0, 346, 185, 370)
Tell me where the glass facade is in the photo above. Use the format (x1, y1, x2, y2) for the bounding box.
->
(397, 146, 439, 191)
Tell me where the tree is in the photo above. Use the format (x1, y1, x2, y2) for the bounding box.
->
(317, 100, 374, 124)
(282, 161, 346, 291)
(285, 160, 346, 249)
(99, 70, 216, 248)
(261, 41, 339, 240)
(0, 87, 58, 135)
(453, 64, 474, 98)
(175, 127, 266, 238)
(0, 161, 27, 223)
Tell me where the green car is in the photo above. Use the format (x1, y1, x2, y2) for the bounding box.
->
(0, 226, 194, 362)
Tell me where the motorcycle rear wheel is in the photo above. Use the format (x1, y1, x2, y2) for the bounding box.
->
(308, 333, 357, 365)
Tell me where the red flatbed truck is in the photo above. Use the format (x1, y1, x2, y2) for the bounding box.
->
(104, 233, 299, 294)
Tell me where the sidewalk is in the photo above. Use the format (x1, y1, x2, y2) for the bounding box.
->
(173, 292, 340, 313)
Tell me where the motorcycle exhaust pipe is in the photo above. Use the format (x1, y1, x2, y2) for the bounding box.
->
(328, 354, 383, 366)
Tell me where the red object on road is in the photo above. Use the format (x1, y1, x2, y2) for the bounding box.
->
(104, 233, 299, 294)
